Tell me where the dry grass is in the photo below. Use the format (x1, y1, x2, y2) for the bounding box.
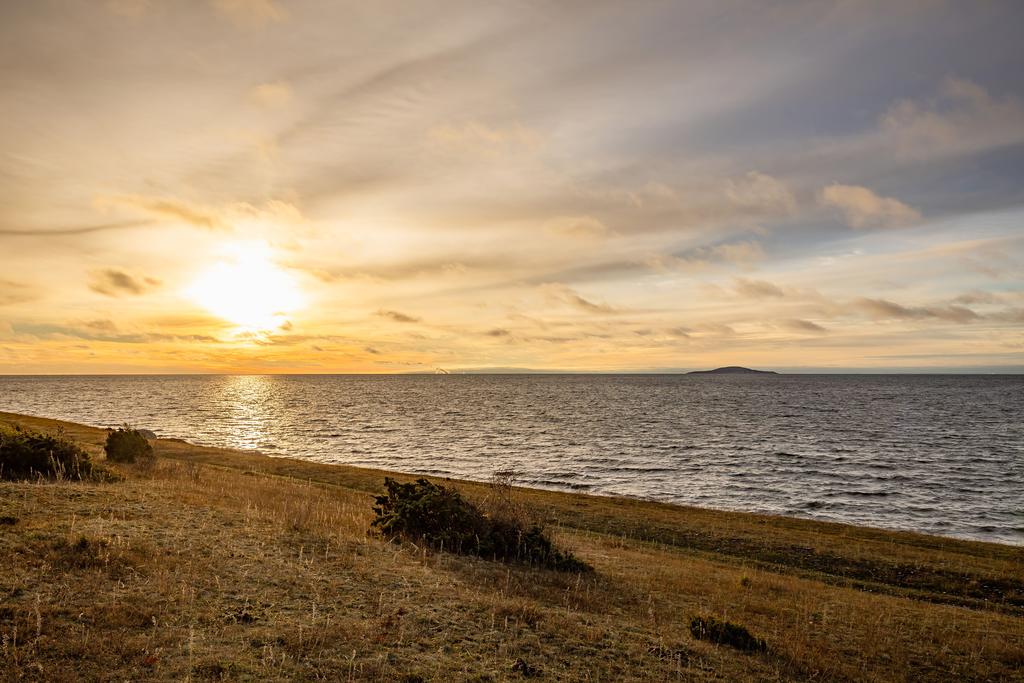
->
(1, 411, 1022, 681)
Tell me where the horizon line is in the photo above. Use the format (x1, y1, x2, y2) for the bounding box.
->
(2, 369, 1023, 377)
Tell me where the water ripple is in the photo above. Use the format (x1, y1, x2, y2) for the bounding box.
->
(1, 374, 1021, 545)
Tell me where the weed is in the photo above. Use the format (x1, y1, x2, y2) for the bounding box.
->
(372, 477, 592, 572)
(689, 615, 767, 653)
(104, 425, 154, 464)
(193, 660, 243, 680)
(648, 644, 691, 665)
(511, 657, 542, 677)
(0, 424, 99, 481)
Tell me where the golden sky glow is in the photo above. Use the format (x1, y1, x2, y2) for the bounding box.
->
(1, 1, 1022, 373)
(186, 242, 304, 332)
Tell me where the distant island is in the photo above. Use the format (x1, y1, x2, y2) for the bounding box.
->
(687, 366, 779, 375)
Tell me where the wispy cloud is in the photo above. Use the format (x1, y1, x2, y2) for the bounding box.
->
(544, 215, 612, 241)
(851, 298, 980, 323)
(778, 318, 827, 334)
(877, 78, 1024, 162)
(376, 309, 421, 324)
(540, 283, 617, 314)
(820, 184, 921, 229)
(0, 220, 151, 237)
(97, 195, 227, 231)
(248, 80, 292, 108)
(428, 121, 543, 158)
(733, 278, 785, 299)
(212, 0, 287, 28)
(88, 269, 161, 297)
(104, 0, 150, 18)
(0, 279, 36, 306)
(723, 171, 797, 217)
(647, 241, 765, 272)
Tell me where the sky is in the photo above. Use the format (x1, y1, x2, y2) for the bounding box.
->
(1, 1, 1023, 374)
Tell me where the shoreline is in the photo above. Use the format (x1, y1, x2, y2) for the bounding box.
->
(2, 409, 1020, 574)
(2, 410, 1023, 680)
(1, 409, 1018, 548)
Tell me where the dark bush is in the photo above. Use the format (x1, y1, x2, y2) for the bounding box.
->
(511, 657, 542, 677)
(105, 424, 154, 464)
(371, 477, 592, 572)
(689, 615, 767, 653)
(0, 424, 100, 481)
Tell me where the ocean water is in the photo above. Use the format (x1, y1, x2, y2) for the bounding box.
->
(2, 374, 1021, 545)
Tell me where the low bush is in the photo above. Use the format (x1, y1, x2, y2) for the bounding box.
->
(689, 615, 767, 653)
(104, 424, 154, 464)
(371, 477, 592, 572)
(0, 423, 100, 481)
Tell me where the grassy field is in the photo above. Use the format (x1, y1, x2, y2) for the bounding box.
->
(1, 411, 1022, 681)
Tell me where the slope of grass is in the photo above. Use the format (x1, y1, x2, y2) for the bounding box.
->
(1, 411, 1022, 681)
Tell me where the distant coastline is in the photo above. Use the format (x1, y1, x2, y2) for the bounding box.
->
(686, 366, 779, 375)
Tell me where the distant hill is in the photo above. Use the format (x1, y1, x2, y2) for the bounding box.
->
(687, 366, 779, 375)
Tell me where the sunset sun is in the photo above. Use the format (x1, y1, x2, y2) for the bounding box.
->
(187, 243, 304, 331)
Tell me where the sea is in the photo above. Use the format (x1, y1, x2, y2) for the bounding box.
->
(2, 374, 1021, 545)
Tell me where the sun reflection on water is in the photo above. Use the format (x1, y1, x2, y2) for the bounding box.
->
(219, 375, 276, 451)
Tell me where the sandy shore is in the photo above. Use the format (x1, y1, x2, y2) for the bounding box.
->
(1, 410, 1022, 681)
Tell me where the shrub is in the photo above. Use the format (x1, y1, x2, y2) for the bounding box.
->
(371, 477, 592, 572)
(104, 424, 154, 464)
(689, 615, 767, 653)
(0, 424, 98, 481)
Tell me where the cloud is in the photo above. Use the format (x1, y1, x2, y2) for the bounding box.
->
(694, 322, 735, 336)
(952, 291, 1000, 305)
(376, 309, 421, 323)
(0, 220, 151, 237)
(540, 283, 617, 314)
(989, 308, 1024, 324)
(94, 196, 309, 240)
(97, 195, 226, 230)
(723, 171, 797, 217)
(852, 298, 979, 323)
(647, 240, 765, 272)
(9, 322, 218, 344)
(104, 0, 150, 17)
(427, 121, 543, 158)
(298, 253, 510, 284)
(88, 269, 161, 297)
(803, 78, 1024, 178)
(544, 215, 612, 240)
(212, 0, 287, 27)
(0, 279, 36, 306)
(249, 81, 292, 108)
(877, 78, 1024, 162)
(820, 184, 921, 229)
(81, 319, 118, 332)
(779, 319, 827, 334)
(733, 277, 785, 299)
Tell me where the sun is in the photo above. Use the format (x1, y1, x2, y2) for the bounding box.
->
(187, 242, 304, 331)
